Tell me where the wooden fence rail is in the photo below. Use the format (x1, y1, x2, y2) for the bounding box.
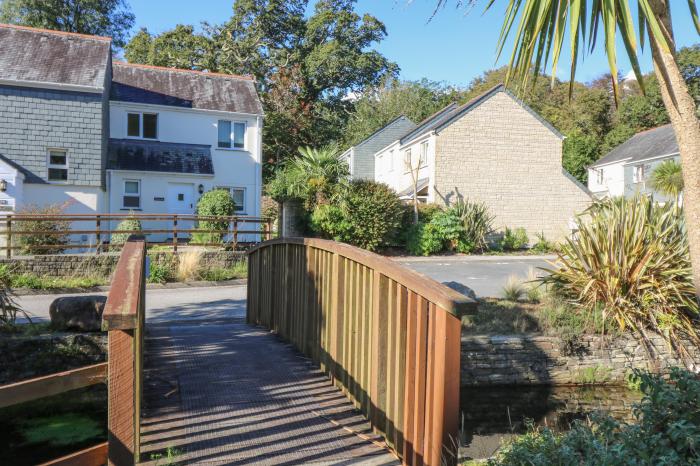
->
(247, 238, 476, 466)
(0, 213, 273, 257)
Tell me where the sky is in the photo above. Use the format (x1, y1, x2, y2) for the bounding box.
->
(129, 0, 698, 87)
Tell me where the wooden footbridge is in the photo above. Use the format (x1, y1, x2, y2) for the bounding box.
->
(0, 237, 475, 465)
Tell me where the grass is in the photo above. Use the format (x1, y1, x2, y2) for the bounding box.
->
(21, 413, 102, 446)
(574, 365, 612, 384)
(9, 274, 107, 290)
(199, 262, 247, 281)
(502, 275, 525, 301)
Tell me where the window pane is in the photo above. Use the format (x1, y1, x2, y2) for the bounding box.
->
(232, 189, 244, 211)
(233, 122, 245, 148)
(218, 120, 231, 148)
(124, 181, 139, 194)
(123, 196, 140, 208)
(143, 114, 157, 139)
(48, 168, 67, 181)
(127, 113, 140, 137)
(49, 151, 67, 166)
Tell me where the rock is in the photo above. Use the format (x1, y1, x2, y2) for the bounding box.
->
(49, 295, 107, 332)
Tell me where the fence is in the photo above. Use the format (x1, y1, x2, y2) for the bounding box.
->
(247, 238, 476, 466)
(0, 213, 273, 257)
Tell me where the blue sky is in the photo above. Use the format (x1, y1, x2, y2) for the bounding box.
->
(129, 0, 698, 87)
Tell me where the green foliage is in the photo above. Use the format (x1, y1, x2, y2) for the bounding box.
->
(500, 227, 529, 251)
(562, 132, 601, 183)
(574, 365, 612, 384)
(531, 232, 554, 254)
(125, 25, 217, 70)
(21, 413, 102, 446)
(650, 159, 684, 200)
(310, 180, 403, 252)
(192, 189, 236, 245)
(405, 222, 443, 256)
(198, 262, 248, 281)
(110, 216, 141, 251)
(0, 264, 25, 329)
(502, 275, 525, 301)
(0, 0, 135, 48)
(543, 196, 699, 362)
(16, 203, 71, 255)
(148, 263, 172, 284)
(488, 369, 700, 465)
(450, 200, 494, 252)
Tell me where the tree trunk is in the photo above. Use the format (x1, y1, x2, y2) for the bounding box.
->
(648, 0, 700, 300)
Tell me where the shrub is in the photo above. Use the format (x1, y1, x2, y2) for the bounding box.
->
(531, 232, 554, 253)
(502, 275, 525, 301)
(500, 227, 529, 251)
(488, 369, 700, 465)
(176, 248, 204, 281)
(0, 264, 26, 329)
(192, 189, 235, 245)
(405, 222, 444, 256)
(16, 203, 71, 254)
(450, 200, 494, 251)
(310, 180, 403, 252)
(148, 262, 172, 284)
(111, 215, 142, 251)
(404, 209, 476, 256)
(543, 196, 699, 363)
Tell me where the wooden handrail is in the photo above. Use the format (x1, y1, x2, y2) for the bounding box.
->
(38, 442, 108, 466)
(247, 238, 474, 465)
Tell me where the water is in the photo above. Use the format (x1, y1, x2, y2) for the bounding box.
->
(0, 385, 107, 466)
(459, 385, 641, 460)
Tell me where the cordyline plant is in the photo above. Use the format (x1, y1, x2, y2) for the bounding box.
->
(543, 196, 700, 367)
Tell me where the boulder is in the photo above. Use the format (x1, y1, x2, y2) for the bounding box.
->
(49, 295, 107, 332)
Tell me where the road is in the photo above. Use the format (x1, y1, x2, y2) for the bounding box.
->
(396, 255, 553, 299)
(17, 284, 247, 323)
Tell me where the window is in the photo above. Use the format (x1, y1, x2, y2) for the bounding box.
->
(596, 169, 604, 185)
(404, 149, 412, 170)
(419, 141, 428, 166)
(123, 180, 141, 209)
(217, 120, 246, 149)
(47, 149, 68, 181)
(127, 112, 158, 139)
(216, 186, 246, 213)
(389, 150, 394, 171)
(633, 164, 648, 183)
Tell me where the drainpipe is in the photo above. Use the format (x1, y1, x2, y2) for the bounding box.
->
(256, 115, 263, 218)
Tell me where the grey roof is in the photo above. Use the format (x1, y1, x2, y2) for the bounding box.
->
(111, 62, 264, 115)
(0, 24, 111, 90)
(354, 115, 416, 149)
(591, 124, 678, 168)
(398, 178, 430, 198)
(108, 139, 214, 175)
(400, 84, 564, 146)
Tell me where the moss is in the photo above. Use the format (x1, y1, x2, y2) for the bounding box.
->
(21, 413, 102, 446)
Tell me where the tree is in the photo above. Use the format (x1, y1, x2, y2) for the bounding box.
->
(434, 0, 700, 298)
(0, 0, 134, 48)
(124, 25, 217, 71)
(650, 159, 684, 203)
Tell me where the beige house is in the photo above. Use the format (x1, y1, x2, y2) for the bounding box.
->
(373, 84, 591, 241)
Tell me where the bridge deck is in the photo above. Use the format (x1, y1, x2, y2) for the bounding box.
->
(139, 318, 399, 465)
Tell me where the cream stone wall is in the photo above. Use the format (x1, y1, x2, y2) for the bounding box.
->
(433, 91, 591, 241)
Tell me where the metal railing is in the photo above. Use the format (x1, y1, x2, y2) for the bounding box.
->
(246, 238, 476, 465)
(0, 213, 273, 257)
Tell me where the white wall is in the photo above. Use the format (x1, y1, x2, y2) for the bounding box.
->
(375, 135, 435, 200)
(0, 160, 22, 212)
(109, 101, 262, 218)
(588, 154, 680, 202)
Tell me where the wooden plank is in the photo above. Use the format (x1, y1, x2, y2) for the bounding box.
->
(102, 238, 146, 331)
(38, 442, 108, 466)
(423, 303, 437, 465)
(435, 311, 461, 466)
(412, 296, 429, 466)
(394, 284, 408, 456)
(402, 291, 418, 464)
(370, 270, 389, 433)
(0, 363, 107, 409)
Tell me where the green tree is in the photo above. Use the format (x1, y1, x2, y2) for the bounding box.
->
(124, 25, 217, 71)
(650, 159, 684, 202)
(0, 0, 134, 48)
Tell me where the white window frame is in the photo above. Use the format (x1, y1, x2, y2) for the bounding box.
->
(596, 169, 604, 185)
(122, 179, 141, 209)
(217, 120, 247, 150)
(216, 186, 247, 214)
(389, 149, 394, 171)
(419, 141, 428, 167)
(126, 112, 158, 140)
(633, 164, 647, 184)
(47, 148, 68, 183)
(403, 148, 412, 173)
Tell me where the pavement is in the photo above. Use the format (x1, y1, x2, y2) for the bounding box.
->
(395, 254, 554, 299)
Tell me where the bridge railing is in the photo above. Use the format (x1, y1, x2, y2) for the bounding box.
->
(102, 236, 147, 466)
(247, 238, 476, 466)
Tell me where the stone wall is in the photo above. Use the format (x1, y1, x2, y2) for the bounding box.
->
(434, 90, 592, 241)
(461, 333, 700, 386)
(0, 250, 246, 278)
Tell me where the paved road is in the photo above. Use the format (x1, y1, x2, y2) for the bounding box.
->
(16, 284, 247, 323)
(396, 255, 554, 298)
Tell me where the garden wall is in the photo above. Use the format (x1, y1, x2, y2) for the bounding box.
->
(0, 251, 246, 278)
(461, 333, 700, 386)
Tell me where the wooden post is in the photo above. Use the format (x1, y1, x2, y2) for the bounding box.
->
(266, 219, 273, 241)
(233, 219, 239, 250)
(95, 215, 101, 255)
(5, 215, 11, 259)
(172, 215, 178, 252)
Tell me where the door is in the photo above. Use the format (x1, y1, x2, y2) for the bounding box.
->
(167, 183, 195, 240)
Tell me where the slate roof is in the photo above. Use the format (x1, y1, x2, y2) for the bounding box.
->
(0, 23, 111, 90)
(591, 124, 678, 168)
(0, 152, 30, 176)
(354, 115, 416, 149)
(398, 178, 430, 198)
(111, 62, 264, 115)
(108, 139, 214, 175)
(400, 84, 563, 146)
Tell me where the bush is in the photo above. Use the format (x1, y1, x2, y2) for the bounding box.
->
(488, 369, 700, 465)
(176, 248, 204, 281)
(310, 180, 403, 252)
(404, 206, 486, 256)
(531, 232, 554, 253)
(148, 262, 172, 284)
(500, 227, 529, 251)
(111, 216, 142, 251)
(405, 222, 443, 256)
(16, 204, 71, 254)
(192, 189, 235, 245)
(450, 200, 494, 251)
(543, 196, 699, 362)
(0, 264, 25, 329)
(502, 275, 525, 301)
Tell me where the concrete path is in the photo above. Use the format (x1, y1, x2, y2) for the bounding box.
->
(16, 284, 247, 323)
(139, 318, 399, 465)
(395, 255, 554, 299)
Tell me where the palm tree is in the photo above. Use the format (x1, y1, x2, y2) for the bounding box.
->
(433, 0, 700, 298)
(650, 159, 684, 203)
(287, 144, 349, 208)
